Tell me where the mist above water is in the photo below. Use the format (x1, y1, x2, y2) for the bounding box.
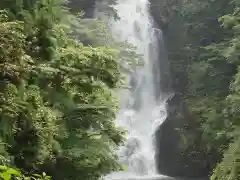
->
(103, 0, 170, 179)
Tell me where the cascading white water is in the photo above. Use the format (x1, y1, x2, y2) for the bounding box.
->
(103, 0, 171, 179)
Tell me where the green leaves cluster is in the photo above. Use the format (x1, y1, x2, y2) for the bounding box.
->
(0, 0, 133, 179)
(0, 165, 50, 180)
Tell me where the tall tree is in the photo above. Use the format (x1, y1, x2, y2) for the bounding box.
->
(0, 0, 135, 179)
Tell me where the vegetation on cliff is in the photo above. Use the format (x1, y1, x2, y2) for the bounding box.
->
(150, 0, 240, 179)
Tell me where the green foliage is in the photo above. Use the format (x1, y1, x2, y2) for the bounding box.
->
(67, 12, 143, 74)
(211, 137, 240, 180)
(150, 0, 240, 178)
(0, 165, 51, 180)
(0, 0, 137, 179)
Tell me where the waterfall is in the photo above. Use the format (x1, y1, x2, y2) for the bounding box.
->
(102, 0, 171, 179)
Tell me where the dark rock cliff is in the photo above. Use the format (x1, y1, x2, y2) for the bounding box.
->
(150, 0, 216, 178)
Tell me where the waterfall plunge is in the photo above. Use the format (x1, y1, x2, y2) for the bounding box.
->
(103, 0, 171, 179)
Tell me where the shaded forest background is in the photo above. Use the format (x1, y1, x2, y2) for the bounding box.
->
(0, 0, 240, 180)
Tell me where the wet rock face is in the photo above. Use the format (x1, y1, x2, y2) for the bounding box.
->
(154, 95, 212, 178)
(155, 115, 180, 176)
